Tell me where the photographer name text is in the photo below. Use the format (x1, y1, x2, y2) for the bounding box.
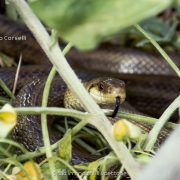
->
(0, 35, 26, 41)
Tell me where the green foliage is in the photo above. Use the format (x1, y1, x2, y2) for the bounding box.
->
(137, 17, 179, 48)
(119, 15, 180, 50)
(58, 129, 72, 162)
(30, 0, 173, 50)
(0, 79, 15, 100)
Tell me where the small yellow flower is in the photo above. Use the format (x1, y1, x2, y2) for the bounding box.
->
(0, 104, 17, 138)
(113, 119, 142, 141)
(10, 161, 42, 180)
(113, 120, 128, 141)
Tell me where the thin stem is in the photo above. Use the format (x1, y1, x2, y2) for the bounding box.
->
(71, 120, 88, 136)
(116, 165, 124, 180)
(145, 95, 180, 151)
(3, 163, 12, 174)
(8, 1, 140, 178)
(41, 76, 57, 179)
(0, 79, 15, 100)
(0, 96, 10, 104)
(15, 107, 94, 120)
(14, 107, 178, 130)
(12, 54, 22, 95)
(135, 25, 180, 77)
(111, 111, 177, 129)
(41, 43, 72, 180)
(0, 139, 27, 153)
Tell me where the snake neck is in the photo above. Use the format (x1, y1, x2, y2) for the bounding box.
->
(64, 89, 85, 111)
(63, 82, 90, 111)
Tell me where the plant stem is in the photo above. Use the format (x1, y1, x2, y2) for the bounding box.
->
(8, 0, 140, 178)
(15, 107, 94, 119)
(41, 70, 57, 180)
(135, 25, 180, 77)
(112, 111, 177, 129)
(14, 104, 178, 146)
(0, 139, 27, 153)
(40, 43, 72, 180)
(0, 80, 15, 100)
(0, 96, 10, 104)
(145, 95, 180, 151)
(71, 120, 88, 136)
(14, 107, 177, 129)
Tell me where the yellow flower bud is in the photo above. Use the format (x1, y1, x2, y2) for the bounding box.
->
(23, 161, 42, 180)
(0, 104, 17, 138)
(11, 161, 42, 180)
(0, 104, 17, 123)
(113, 119, 142, 141)
(113, 120, 128, 141)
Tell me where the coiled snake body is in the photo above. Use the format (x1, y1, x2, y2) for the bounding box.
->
(0, 15, 179, 164)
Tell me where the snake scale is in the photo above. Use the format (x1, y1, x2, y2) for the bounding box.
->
(0, 15, 179, 164)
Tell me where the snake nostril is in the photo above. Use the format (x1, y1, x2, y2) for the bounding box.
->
(120, 82, 125, 88)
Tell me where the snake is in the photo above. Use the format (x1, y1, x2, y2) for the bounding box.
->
(0, 14, 180, 165)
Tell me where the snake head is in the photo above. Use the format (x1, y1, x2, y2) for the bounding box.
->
(86, 77, 126, 105)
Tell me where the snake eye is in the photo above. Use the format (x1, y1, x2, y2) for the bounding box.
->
(99, 82, 104, 90)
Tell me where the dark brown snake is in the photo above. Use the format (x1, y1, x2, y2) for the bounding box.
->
(0, 15, 179, 164)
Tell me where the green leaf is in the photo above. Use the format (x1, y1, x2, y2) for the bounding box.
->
(58, 129, 72, 162)
(136, 16, 178, 47)
(88, 161, 100, 180)
(177, 0, 180, 5)
(0, 79, 15, 100)
(0, 96, 10, 104)
(30, 0, 173, 50)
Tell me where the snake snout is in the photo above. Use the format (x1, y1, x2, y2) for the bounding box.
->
(88, 77, 126, 105)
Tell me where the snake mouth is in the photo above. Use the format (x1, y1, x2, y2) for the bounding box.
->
(89, 89, 126, 105)
(90, 91, 125, 118)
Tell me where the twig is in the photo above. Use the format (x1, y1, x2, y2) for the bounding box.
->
(12, 54, 22, 95)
